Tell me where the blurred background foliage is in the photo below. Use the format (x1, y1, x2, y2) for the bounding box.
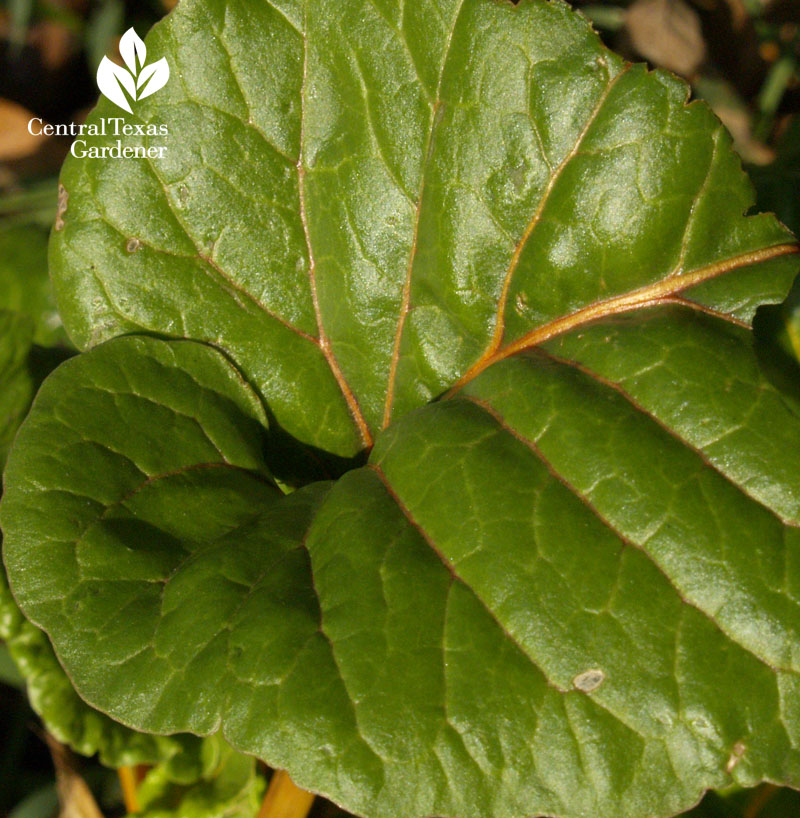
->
(0, 0, 799, 816)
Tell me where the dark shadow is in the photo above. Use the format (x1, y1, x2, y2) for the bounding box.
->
(26, 344, 74, 391)
(752, 277, 800, 416)
(260, 420, 368, 488)
(97, 329, 369, 489)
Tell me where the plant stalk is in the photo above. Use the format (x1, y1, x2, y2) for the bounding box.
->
(257, 770, 315, 818)
(118, 766, 141, 814)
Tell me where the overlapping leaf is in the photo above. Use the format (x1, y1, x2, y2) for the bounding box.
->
(0, 328, 234, 778)
(3, 1, 800, 818)
(0, 567, 213, 774)
(0, 235, 217, 777)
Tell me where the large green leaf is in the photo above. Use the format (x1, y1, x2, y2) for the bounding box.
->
(4, 1, 800, 818)
(48, 0, 798, 457)
(0, 323, 235, 776)
(5, 323, 800, 818)
(0, 563, 213, 775)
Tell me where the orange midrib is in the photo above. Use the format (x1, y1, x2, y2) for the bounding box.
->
(297, 8, 372, 449)
(447, 243, 800, 395)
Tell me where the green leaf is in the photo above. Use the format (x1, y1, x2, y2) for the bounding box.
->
(0, 332, 263, 777)
(5, 1, 800, 818)
(0, 311, 36, 468)
(0, 289, 211, 779)
(0, 223, 75, 467)
(0, 643, 25, 688)
(0, 307, 74, 471)
(0, 226, 69, 348)
(7, 784, 59, 818)
(50, 0, 798, 457)
(0, 563, 213, 775)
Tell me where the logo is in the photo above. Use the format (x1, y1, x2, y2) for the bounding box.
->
(96, 28, 169, 114)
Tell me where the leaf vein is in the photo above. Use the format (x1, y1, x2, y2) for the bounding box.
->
(382, 0, 468, 429)
(463, 393, 795, 677)
(298, 0, 373, 448)
(534, 341, 800, 529)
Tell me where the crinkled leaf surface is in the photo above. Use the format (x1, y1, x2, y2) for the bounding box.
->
(48, 0, 798, 456)
(0, 325, 230, 776)
(134, 740, 264, 818)
(4, 1, 800, 818)
(0, 248, 205, 775)
(0, 565, 212, 775)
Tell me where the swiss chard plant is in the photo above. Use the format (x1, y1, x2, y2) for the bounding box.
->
(2, 0, 800, 817)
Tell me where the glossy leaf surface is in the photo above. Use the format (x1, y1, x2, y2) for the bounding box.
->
(4, 1, 800, 817)
(49, 0, 798, 456)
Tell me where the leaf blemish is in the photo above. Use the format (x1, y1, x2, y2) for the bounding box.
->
(572, 668, 605, 692)
(725, 742, 746, 773)
(55, 184, 68, 231)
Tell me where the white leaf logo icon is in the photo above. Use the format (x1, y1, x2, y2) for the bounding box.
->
(96, 27, 169, 113)
(137, 58, 170, 100)
(119, 28, 146, 74)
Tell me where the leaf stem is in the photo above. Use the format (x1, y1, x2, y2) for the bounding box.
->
(744, 783, 778, 818)
(118, 766, 140, 814)
(257, 770, 315, 818)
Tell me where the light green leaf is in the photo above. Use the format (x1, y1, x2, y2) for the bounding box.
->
(134, 740, 264, 818)
(4, 1, 800, 818)
(0, 642, 25, 688)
